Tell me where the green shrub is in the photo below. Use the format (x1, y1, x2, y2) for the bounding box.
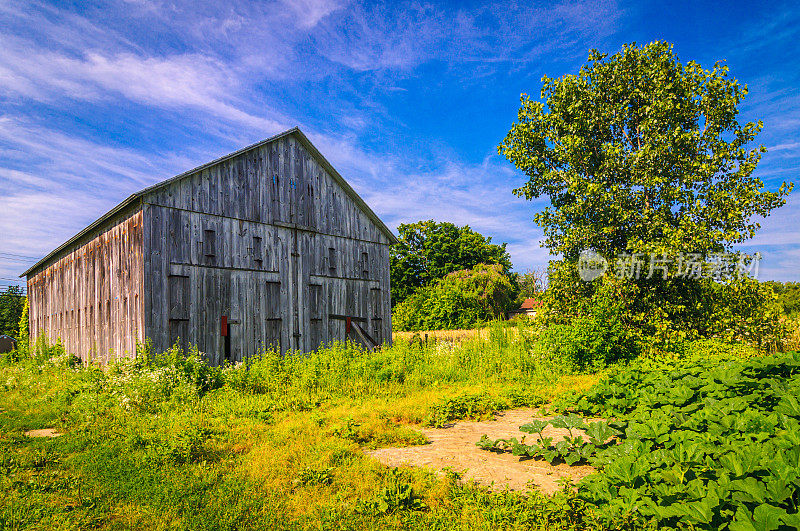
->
(535, 276, 641, 371)
(425, 389, 545, 427)
(393, 263, 516, 331)
(0, 286, 24, 338)
(29, 334, 68, 364)
(540, 259, 787, 354)
(502, 386, 546, 409)
(706, 277, 785, 351)
(661, 337, 760, 361)
(390, 220, 513, 305)
(15, 297, 29, 357)
(141, 341, 224, 395)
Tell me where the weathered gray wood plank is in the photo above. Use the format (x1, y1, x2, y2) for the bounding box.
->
(28, 131, 393, 365)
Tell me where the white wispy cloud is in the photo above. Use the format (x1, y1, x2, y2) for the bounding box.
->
(310, 0, 622, 72)
(1, 0, 798, 287)
(0, 116, 183, 190)
(0, 39, 289, 132)
(768, 142, 800, 154)
(281, 0, 345, 28)
(0, 116, 196, 273)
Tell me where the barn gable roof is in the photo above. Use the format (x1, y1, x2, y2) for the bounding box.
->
(21, 127, 398, 277)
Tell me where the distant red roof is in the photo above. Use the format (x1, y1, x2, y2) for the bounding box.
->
(520, 298, 543, 309)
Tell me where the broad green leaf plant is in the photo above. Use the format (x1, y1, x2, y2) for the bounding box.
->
(478, 348, 800, 529)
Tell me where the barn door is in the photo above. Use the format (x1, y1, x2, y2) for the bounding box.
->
(325, 279, 378, 350)
(370, 288, 383, 346)
(227, 274, 244, 363)
(250, 276, 282, 355)
(167, 274, 189, 353)
(264, 281, 282, 353)
(309, 283, 324, 350)
(196, 267, 231, 366)
(289, 227, 301, 352)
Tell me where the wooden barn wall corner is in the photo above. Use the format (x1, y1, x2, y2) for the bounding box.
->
(26, 130, 394, 365)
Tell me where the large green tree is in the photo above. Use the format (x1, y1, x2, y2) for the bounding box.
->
(390, 220, 512, 304)
(500, 41, 791, 261)
(0, 286, 25, 337)
(499, 42, 792, 346)
(763, 281, 800, 317)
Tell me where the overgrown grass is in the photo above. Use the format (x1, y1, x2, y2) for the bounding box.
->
(0, 326, 766, 530)
(0, 325, 598, 530)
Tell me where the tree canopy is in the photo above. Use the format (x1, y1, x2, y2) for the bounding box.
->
(390, 220, 512, 304)
(0, 286, 25, 338)
(763, 281, 800, 318)
(515, 268, 547, 300)
(499, 42, 792, 347)
(500, 41, 792, 261)
(392, 263, 516, 331)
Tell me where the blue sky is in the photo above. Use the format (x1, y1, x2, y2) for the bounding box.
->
(0, 0, 798, 292)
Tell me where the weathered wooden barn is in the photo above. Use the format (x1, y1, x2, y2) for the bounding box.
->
(21, 128, 397, 364)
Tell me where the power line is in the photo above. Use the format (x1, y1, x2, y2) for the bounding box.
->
(0, 252, 38, 260)
(0, 257, 35, 264)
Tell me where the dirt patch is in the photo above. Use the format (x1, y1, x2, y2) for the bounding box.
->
(367, 409, 594, 494)
(25, 428, 62, 438)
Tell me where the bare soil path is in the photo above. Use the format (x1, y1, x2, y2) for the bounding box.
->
(25, 428, 62, 438)
(367, 408, 594, 494)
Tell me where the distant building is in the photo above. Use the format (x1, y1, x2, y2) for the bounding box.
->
(508, 298, 543, 319)
(21, 128, 396, 364)
(0, 335, 16, 354)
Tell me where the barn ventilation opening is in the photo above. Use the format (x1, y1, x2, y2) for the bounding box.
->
(328, 247, 336, 275)
(204, 229, 216, 259)
(253, 236, 263, 268)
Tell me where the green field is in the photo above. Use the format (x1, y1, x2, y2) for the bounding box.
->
(2, 325, 799, 530)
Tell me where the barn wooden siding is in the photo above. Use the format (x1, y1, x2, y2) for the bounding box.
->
(26, 210, 144, 361)
(143, 134, 392, 363)
(24, 128, 394, 365)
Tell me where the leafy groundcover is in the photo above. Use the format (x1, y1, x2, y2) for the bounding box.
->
(479, 351, 800, 530)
